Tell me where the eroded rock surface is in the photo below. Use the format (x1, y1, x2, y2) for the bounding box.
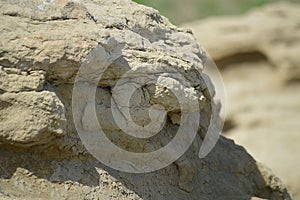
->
(0, 0, 292, 199)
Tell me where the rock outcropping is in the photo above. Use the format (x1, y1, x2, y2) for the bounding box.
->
(0, 0, 292, 199)
(184, 2, 300, 199)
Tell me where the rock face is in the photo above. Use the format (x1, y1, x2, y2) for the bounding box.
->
(184, 2, 300, 199)
(0, 0, 292, 199)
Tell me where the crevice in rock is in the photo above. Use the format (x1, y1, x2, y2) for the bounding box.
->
(86, 12, 97, 24)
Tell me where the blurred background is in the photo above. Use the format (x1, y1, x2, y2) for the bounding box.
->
(134, 0, 300, 199)
(132, 0, 298, 24)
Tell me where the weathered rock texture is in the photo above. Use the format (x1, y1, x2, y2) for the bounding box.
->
(184, 2, 300, 199)
(0, 0, 292, 199)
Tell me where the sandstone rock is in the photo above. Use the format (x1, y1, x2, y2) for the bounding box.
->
(184, 2, 300, 199)
(0, 0, 292, 199)
(0, 66, 45, 92)
(0, 91, 66, 146)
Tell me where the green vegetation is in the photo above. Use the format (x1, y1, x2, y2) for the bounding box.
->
(132, 0, 298, 24)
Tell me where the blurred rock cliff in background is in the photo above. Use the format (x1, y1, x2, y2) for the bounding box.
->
(183, 2, 300, 199)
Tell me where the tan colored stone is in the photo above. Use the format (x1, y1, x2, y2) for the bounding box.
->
(0, 91, 66, 146)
